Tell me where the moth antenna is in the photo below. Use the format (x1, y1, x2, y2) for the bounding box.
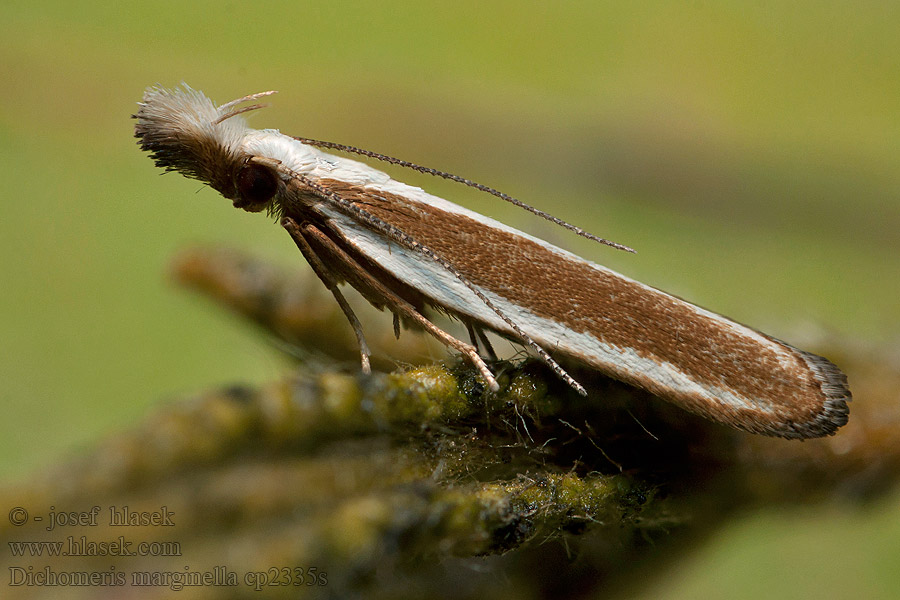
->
(292, 137, 636, 254)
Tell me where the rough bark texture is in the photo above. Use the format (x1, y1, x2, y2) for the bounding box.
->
(2, 247, 896, 599)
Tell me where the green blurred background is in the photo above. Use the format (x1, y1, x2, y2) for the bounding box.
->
(2, 1, 898, 597)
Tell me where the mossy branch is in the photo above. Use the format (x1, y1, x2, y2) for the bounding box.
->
(2, 247, 897, 599)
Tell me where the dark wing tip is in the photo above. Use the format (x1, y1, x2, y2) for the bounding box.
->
(778, 350, 851, 440)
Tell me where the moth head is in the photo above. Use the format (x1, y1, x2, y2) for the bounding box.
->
(133, 84, 278, 207)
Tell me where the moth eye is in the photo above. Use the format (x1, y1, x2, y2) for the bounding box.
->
(235, 163, 278, 209)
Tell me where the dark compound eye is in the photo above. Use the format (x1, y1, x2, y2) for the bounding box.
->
(234, 163, 278, 211)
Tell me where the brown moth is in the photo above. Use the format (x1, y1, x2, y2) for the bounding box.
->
(134, 85, 850, 439)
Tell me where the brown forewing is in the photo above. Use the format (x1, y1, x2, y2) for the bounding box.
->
(309, 179, 846, 435)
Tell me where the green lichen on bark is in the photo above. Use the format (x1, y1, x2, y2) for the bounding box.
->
(1, 361, 689, 598)
(3, 247, 896, 599)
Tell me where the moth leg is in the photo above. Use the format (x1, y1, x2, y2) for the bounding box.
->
(268, 161, 585, 395)
(465, 321, 479, 350)
(282, 218, 371, 374)
(287, 218, 500, 393)
(465, 320, 497, 361)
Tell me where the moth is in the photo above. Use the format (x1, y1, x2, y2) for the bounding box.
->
(133, 84, 850, 439)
